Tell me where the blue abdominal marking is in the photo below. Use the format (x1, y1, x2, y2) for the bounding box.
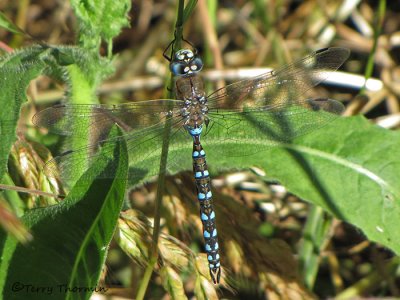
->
(188, 126, 203, 136)
(186, 120, 221, 282)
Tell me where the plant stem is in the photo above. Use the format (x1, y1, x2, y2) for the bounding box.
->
(135, 1, 186, 299)
(298, 205, 332, 289)
(359, 0, 386, 96)
(0, 183, 63, 199)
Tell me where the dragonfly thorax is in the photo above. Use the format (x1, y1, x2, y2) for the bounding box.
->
(181, 95, 209, 127)
(176, 76, 209, 127)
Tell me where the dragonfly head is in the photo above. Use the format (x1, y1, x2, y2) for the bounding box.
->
(170, 49, 203, 77)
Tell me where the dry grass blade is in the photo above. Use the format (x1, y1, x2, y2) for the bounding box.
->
(0, 196, 32, 242)
(160, 266, 187, 300)
(117, 209, 223, 291)
(7, 139, 64, 206)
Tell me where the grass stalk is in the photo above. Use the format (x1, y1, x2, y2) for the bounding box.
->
(359, 0, 386, 96)
(135, 1, 187, 298)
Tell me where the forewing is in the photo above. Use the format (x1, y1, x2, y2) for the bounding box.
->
(33, 99, 184, 137)
(43, 117, 190, 184)
(207, 47, 350, 111)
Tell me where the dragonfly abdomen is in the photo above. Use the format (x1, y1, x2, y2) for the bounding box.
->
(188, 125, 221, 284)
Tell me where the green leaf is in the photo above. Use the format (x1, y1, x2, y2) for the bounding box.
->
(0, 12, 25, 35)
(70, 0, 131, 50)
(265, 116, 400, 254)
(0, 127, 128, 300)
(125, 114, 400, 256)
(243, 115, 400, 256)
(0, 47, 49, 180)
(0, 45, 112, 182)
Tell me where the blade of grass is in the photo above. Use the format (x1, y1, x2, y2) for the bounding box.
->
(183, 0, 198, 23)
(298, 205, 333, 289)
(0, 12, 25, 35)
(135, 1, 190, 298)
(359, 0, 386, 96)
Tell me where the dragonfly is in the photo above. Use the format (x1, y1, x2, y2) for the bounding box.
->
(33, 45, 350, 284)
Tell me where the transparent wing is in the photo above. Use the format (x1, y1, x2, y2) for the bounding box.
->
(204, 98, 344, 157)
(37, 48, 350, 183)
(207, 47, 350, 111)
(43, 116, 191, 183)
(203, 47, 349, 152)
(33, 99, 185, 137)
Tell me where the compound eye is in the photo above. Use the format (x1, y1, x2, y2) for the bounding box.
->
(191, 57, 203, 72)
(175, 49, 194, 61)
(170, 62, 187, 76)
